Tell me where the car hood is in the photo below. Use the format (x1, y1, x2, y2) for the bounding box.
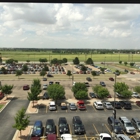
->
(46, 128, 55, 133)
(75, 126, 85, 131)
(59, 126, 68, 131)
(32, 129, 42, 135)
(126, 127, 135, 130)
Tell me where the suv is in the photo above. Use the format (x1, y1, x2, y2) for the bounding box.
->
(107, 116, 123, 134)
(49, 101, 57, 111)
(115, 134, 131, 140)
(45, 119, 56, 135)
(131, 118, 140, 131)
(72, 116, 85, 135)
(58, 117, 69, 134)
(119, 117, 136, 134)
(94, 101, 104, 110)
(77, 100, 86, 110)
(111, 101, 121, 109)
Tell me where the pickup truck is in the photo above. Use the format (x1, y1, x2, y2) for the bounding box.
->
(77, 100, 86, 110)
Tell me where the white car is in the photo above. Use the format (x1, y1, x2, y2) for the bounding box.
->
(103, 102, 113, 110)
(132, 92, 140, 98)
(61, 134, 72, 140)
(94, 101, 104, 110)
(99, 133, 112, 140)
(43, 84, 47, 90)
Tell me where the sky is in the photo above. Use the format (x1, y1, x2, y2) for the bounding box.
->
(0, 3, 140, 49)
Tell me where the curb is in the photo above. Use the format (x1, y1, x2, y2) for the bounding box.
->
(26, 102, 38, 114)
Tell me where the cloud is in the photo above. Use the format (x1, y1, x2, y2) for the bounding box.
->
(20, 37, 27, 42)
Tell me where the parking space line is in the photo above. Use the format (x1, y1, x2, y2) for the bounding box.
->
(84, 134, 88, 140)
(92, 106, 97, 112)
(56, 125, 59, 137)
(122, 108, 126, 111)
(69, 124, 72, 135)
(130, 136, 136, 140)
(105, 124, 111, 135)
(92, 124, 99, 134)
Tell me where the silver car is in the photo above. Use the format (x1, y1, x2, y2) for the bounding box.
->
(103, 102, 113, 110)
(115, 134, 131, 140)
(69, 103, 77, 110)
(132, 92, 140, 98)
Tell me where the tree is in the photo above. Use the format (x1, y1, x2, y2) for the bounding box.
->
(81, 65, 87, 72)
(22, 64, 28, 72)
(134, 86, 140, 93)
(0, 57, 2, 64)
(27, 86, 40, 107)
(26, 60, 30, 63)
(67, 70, 72, 78)
(96, 87, 109, 98)
(1, 84, 13, 98)
(51, 58, 58, 64)
(121, 90, 132, 98)
(42, 65, 49, 71)
(130, 62, 135, 67)
(40, 71, 46, 78)
(39, 58, 47, 64)
(124, 62, 128, 66)
(72, 82, 88, 94)
(91, 71, 97, 76)
(13, 108, 30, 137)
(93, 85, 102, 93)
(32, 79, 41, 91)
(62, 58, 67, 63)
(119, 61, 122, 64)
(74, 90, 88, 99)
(73, 57, 80, 65)
(5, 59, 15, 64)
(15, 70, 23, 79)
(85, 58, 94, 64)
(47, 84, 65, 101)
(100, 67, 106, 74)
(1, 67, 7, 74)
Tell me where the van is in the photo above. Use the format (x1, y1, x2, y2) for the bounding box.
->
(61, 134, 72, 140)
(49, 101, 57, 111)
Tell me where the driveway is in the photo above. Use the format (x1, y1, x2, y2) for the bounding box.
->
(0, 98, 29, 140)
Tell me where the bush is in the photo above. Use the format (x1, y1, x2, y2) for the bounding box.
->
(134, 86, 140, 93)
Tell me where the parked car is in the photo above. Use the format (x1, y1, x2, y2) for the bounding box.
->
(58, 117, 69, 134)
(72, 116, 85, 135)
(61, 134, 72, 140)
(108, 116, 123, 134)
(89, 92, 96, 98)
(131, 118, 140, 131)
(115, 134, 131, 140)
(69, 103, 77, 111)
(43, 77, 47, 81)
(86, 77, 92, 81)
(103, 102, 113, 110)
(77, 100, 86, 110)
(49, 101, 57, 111)
(0, 92, 4, 99)
(132, 92, 140, 98)
(107, 94, 112, 98)
(136, 101, 140, 107)
(55, 82, 60, 84)
(130, 72, 135, 74)
(111, 101, 121, 109)
(94, 101, 104, 110)
(23, 85, 30, 90)
(43, 84, 47, 90)
(31, 121, 43, 137)
(115, 92, 125, 98)
(100, 81, 106, 86)
(45, 119, 56, 135)
(109, 77, 114, 81)
(84, 82, 90, 87)
(47, 134, 57, 140)
(61, 103, 67, 110)
(47, 74, 53, 77)
(119, 101, 132, 109)
(43, 92, 49, 99)
(99, 133, 112, 140)
(49, 81, 54, 85)
(119, 116, 136, 134)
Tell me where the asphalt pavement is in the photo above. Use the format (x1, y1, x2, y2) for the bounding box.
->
(0, 98, 29, 140)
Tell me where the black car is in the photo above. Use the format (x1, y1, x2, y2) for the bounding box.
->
(45, 119, 56, 135)
(84, 82, 90, 87)
(111, 101, 121, 109)
(47, 74, 53, 77)
(31, 120, 43, 137)
(72, 116, 85, 135)
(55, 82, 60, 84)
(86, 77, 92, 81)
(108, 116, 123, 134)
(49, 81, 54, 85)
(43, 92, 49, 99)
(100, 81, 106, 86)
(89, 92, 96, 98)
(43, 77, 47, 81)
(58, 117, 69, 134)
(119, 101, 132, 109)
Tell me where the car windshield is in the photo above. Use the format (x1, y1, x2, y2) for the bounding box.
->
(50, 105, 55, 107)
(126, 122, 133, 127)
(115, 122, 121, 126)
(107, 103, 111, 106)
(60, 123, 67, 127)
(98, 104, 103, 106)
(137, 122, 140, 127)
(75, 123, 82, 127)
(46, 125, 52, 130)
(34, 126, 41, 131)
(103, 138, 111, 140)
(71, 104, 75, 107)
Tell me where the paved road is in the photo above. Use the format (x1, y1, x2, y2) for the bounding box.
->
(0, 98, 29, 140)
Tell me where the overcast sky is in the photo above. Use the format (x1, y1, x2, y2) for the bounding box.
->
(0, 3, 140, 49)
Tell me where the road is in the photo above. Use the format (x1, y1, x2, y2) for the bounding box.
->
(0, 99, 29, 140)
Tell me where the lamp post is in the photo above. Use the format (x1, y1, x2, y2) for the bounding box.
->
(104, 57, 106, 68)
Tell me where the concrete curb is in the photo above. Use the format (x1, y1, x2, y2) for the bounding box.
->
(26, 101, 38, 114)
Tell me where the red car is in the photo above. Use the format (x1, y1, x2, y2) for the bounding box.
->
(136, 101, 140, 107)
(107, 94, 112, 98)
(109, 77, 114, 81)
(130, 72, 135, 74)
(23, 85, 30, 90)
(0, 92, 4, 99)
(77, 100, 86, 110)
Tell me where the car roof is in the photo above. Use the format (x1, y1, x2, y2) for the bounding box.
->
(34, 120, 42, 125)
(70, 103, 75, 105)
(46, 119, 54, 123)
(100, 133, 111, 137)
(47, 134, 57, 140)
(132, 118, 140, 122)
(78, 100, 84, 103)
(96, 101, 102, 104)
(116, 134, 130, 140)
(61, 134, 72, 140)
(50, 101, 55, 105)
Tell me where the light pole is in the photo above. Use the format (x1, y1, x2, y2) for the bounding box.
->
(104, 57, 106, 68)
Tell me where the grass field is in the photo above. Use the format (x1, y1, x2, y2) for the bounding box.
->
(1, 51, 140, 62)
(0, 104, 4, 110)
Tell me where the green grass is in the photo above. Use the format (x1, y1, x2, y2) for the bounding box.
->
(1, 50, 140, 62)
(0, 104, 4, 110)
